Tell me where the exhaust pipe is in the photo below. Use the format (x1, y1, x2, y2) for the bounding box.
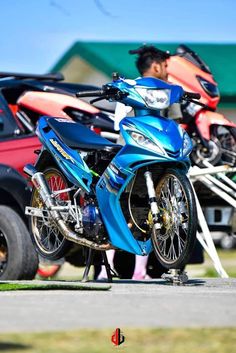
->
(57, 219, 112, 251)
(27, 166, 113, 251)
(24, 164, 37, 178)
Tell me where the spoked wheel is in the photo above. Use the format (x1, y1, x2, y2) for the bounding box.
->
(151, 169, 197, 269)
(191, 136, 222, 167)
(213, 126, 236, 166)
(30, 167, 71, 260)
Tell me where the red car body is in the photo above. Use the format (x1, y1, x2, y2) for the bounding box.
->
(0, 135, 40, 176)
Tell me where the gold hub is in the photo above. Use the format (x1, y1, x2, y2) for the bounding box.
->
(162, 210, 172, 227)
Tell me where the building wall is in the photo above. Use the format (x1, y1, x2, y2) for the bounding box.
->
(218, 108, 236, 124)
(61, 56, 110, 86)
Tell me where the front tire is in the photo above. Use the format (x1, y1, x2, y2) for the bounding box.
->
(152, 169, 197, 269)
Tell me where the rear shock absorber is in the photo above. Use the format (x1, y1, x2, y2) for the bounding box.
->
(144, 171, 161, 230)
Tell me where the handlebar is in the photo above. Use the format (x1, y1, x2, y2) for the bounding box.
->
(76, 87, 202, 107)
(76, 86, 128, 104)
(76, 90, 104, 98)
(182, 91, 214, 110)
(183, 91, 201, 100)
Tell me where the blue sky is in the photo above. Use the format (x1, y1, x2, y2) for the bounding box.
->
(0, 0, 235, 73)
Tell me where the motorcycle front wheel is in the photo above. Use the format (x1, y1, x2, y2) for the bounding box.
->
(152, 169, 197, 269)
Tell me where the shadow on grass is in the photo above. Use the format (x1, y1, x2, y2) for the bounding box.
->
(0, 342, 31, 351)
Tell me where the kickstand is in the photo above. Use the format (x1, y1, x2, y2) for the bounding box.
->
(161, 269, 189, 285)
(81, 248, 95, 283)
(101, 251, 119, 283)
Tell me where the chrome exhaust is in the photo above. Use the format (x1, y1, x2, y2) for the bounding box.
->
(23, 164, 37, 178)
(57, 219, 113, 251)
(28, 168, 113, 251)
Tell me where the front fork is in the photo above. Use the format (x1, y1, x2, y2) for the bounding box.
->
(144, 171, 161, 230)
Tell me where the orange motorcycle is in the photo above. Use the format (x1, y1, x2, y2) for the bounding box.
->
(167, 44, 236, 167)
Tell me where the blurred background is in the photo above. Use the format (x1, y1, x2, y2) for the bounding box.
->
(0, 2, 236, 352)
(0, 0, 236, 277)
(1, 0, 236, 117)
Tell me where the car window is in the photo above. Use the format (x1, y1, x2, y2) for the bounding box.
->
(0, 95, 20, 139)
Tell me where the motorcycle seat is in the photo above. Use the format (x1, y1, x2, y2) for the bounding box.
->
(47, 117, 122, 152)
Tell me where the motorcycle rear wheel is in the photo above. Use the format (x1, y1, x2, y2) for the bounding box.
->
(191, 137, 222, 167)
(152, 169, 197, 269)
(30, 167, 71, 260)
(213, 126, 236, 166)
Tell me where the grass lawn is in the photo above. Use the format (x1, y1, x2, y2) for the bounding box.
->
(0, 282, 110, 292)
(0, 328, 236, 353)
(186, 248, 236, 278)
(212, 249, 236, 261)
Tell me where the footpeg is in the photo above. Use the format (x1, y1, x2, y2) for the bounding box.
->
(25, 207, 44, 217)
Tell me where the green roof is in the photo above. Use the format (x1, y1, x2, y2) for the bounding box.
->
(52, 42, 236, 98)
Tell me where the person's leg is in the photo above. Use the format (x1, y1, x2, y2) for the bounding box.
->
(97, 249, 116, 279)
(132, 254, 151, 280)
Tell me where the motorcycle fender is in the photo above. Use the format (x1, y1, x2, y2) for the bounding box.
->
(196, 110, 236, 140)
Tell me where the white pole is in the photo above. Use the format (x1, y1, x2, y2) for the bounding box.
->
(189, 165, 233, 177)
(198, 175, 236, 208)
(217, 172, 236, 191)
(189, 177, 229, 278)
(204, 174, 236, 198)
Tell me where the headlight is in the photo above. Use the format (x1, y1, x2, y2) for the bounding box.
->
(127, 130, 166, 155)
(135, 88, 171, 109)
(197, 76, 219, 98)
(182, 132, 192, 156)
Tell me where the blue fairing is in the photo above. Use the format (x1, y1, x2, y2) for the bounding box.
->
(96, 171, 153, 255)
(106, 77, 184, 110)
(96, 112, 190, 254)
(122, 115, 183, 154)
(37, 116, 92, 192)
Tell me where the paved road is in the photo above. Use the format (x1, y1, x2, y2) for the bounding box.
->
(1, 278, 236, 332)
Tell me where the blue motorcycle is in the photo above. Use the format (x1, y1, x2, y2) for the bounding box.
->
(25, 76, 199, 278)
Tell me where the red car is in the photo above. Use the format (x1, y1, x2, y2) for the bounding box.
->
(0, 72, 109, 279)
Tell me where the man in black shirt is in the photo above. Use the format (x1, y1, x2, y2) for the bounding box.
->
(130, 45, 182, 121)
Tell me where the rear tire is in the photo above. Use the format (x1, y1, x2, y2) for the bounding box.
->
(214, 126, 236, 166)
(30, 167, 71, 261)
(152, 169, 197, 269)
(0, 206, 39, 280)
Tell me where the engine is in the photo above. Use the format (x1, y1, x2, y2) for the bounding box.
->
(81, 204, 108, 243)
